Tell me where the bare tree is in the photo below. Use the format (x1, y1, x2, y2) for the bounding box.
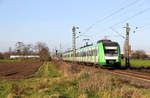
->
(22, 44, 34, 55)
(3, 52, 10, 59)
(35, 42, 48, 53)
(15, 42, 25, 54)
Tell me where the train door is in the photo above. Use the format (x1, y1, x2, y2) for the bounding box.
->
(96, 46, 99, 63)
(92, 48, 94, 63)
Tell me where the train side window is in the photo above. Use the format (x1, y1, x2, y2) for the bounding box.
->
(96, 48, 98, 56)
(85, 51, 87, 56)
(82, 52, 84, 56)
(90, 50, 92, 56)
(94, 49, 96, 56)
(87, 50, 88, 56)
(89, 50, 91, 56)
(90, 50, 91, 56)
(86, 51, 88, 56)
(93, 49, 96, 56)
(92, 50, 94, 56)
(88, 50, 90, 56)
(88, 50, 89, 56)
(83, 51, 85, 56)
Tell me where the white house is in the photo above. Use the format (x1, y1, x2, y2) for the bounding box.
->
(10, 55, 40, 59)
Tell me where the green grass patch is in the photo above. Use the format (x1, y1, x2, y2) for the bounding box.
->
(122, 60, 150, 67)
(30, 62, 60, 78)
(0, 59, 21, 63)
(0, 59, 40, 63)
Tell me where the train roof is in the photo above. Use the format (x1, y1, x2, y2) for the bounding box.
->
(97, 39, 119, 46)
(63, 39, 119, 54)
(97, 39, 112, 43)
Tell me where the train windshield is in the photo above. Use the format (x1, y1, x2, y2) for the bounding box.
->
(104, 46, 118, 56)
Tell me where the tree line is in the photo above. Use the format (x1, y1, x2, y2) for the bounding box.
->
(130, 50, 149, 60)
(0, 41, 51, 61)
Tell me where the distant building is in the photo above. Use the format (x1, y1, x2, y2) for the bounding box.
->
(10, 55, 40, 59)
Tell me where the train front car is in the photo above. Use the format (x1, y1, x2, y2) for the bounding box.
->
(98, 40, 121, 67)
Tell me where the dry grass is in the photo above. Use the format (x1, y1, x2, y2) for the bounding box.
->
(78, 73, 113, 92)
(52, 61, 150, 98)
(52, 61, 81, 76)
(78, 72, 147, 98)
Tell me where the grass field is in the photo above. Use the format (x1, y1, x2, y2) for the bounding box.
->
(0, 61, 150, 98)
(0, 59, 40, 63)
(121, 60, 150, 67)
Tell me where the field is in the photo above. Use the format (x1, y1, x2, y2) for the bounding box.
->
(0, 61, 150, 98)
(0, 62, 43, 79)
(121, 60, 150, 67)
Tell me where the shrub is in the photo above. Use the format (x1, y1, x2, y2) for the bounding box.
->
(131, 50, 148, 59)
(0, 53, 4, 59)
(39, 48, 51, 61)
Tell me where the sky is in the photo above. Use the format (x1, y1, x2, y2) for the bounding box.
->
(0, 0, 150, 53)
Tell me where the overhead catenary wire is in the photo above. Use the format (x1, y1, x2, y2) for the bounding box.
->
(136, 24, 150, 32)
(110, 7, 150, 28)
(87, 7, 150, 41)
(110, 27, 125, 39)
(84, 0, 141, 33)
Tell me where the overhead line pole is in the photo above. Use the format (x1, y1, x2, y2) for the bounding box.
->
(72, 26, 76, 59)
(72, 26, 79, 61)
(124, 23, 130, 68)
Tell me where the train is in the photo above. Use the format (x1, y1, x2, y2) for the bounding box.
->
(62, 39, 121, 67)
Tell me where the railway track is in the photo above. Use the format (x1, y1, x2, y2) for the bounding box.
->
(102, 69, 150, 82)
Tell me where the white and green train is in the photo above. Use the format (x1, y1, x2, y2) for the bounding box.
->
(62, 40, 121, 67)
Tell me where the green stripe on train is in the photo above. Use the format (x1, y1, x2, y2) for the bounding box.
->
(98, 43, 106, 66)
